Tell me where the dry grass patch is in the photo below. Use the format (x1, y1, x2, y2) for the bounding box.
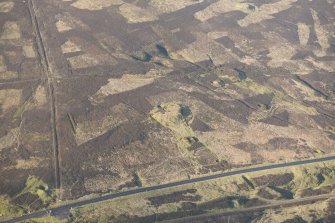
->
(71, 0, 123, 11)
(238, 0, 297, 27)
(67, 53, 116, 69)
(150, 102, 194, 154)
(1, 21, 21, 40)
(90, 71, 159, 104)
(0, 2, 14, 13)
(149, 0, 203, 14)
(119, 4, 158, 23)
(0, 89, 21, 113)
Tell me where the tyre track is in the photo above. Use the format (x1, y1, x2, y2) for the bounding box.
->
(27, 0, 61, 190)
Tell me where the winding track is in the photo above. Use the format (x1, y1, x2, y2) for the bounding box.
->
(3, 155, 335, 223)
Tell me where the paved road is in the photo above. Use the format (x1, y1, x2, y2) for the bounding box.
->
(3, 155, 335, 223)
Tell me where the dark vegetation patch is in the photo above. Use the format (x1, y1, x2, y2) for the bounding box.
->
(217, 79, 226, 87)
(295, 75, 329, 100)
(190, 92, 252, 124)
(131, 52, 152, 62)
(260, 110, 289, 127)
(106, 209, 206, 223)
(300, 186, 332, 197)
(204, 161, 230, 172)
(117, 180, 137, 190)
(325, 199, 335, 222)
(257, 187, 277, 200)
(244, 93, 273, 110)
(179, 202, 197, 210)
(190, 117, 213, 132)
(316, 173, 326, 184)
(155, 44, 169, 58)
(187, 140, 204, 151)
(268, 186, 293, 199)
(252, 173, 294, 187)
(267, 138, 298, 151)
(118, 173, 143, 190)
(242, 175, 255, 190)
(180, 105, 192, 119)
(248, 4, 256, 11)
(234, 68, 247, 80)
(11, 192, 44, 211)
(237, 182, 251, 191)
(197, 197, 234, 210)
(282, 216, 307, 223)
(194, 147, 219, 166)
(197, 195, 266, 210)
(147, 189, 201, 207)
(178, 212, 263, 223)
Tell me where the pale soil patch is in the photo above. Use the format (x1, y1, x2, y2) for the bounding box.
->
(25, 132, 50, 142)
(0, 89, 21, 112)
(90, 70, 160, 104)
(311, 9, 330, 56)
(1, 21, 21, 40)
(291, 79, 326, 102)
(297, 23, 310, 46)
(197, 131, 252, 165)
(147, 91, 190, 107)
(194, 0, 245, 22)
(258, 148, 313, 163)
(267, 44, 296, 68)
(119, 4, 158, 23)
(56, 20, 72, 32)
(71, 0, 123, 11)
(233, 77, 318, 116)
(266, 78, 321, 115)
(0, 55, 6, 72)
(207, 31, 228, 40)
(0, 71, 17, 80)
(151, 56, 174, 68)
(259, 200, 328, 223)
(243, 122, 334, 152)
(238, 0, 297, 27)
(61, 40, 81, 54)
(177, 32, 239, 65)
(93, 32, 124, 52)
(55, 13, 89, 32)
(305, 57, 335, 72)
(141, 156, 193, 185)
(149, 0, 203, 14)
(0, 1, 14, 13)
(22, 45, 36, 58)
(0, 128, 19, 151)
(14, 157, 45, 170)
(33, 85, 47, 106)
(75, 103, 141, 145)
(67, 53, 116, 69)
(263, 32, 312, 74)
